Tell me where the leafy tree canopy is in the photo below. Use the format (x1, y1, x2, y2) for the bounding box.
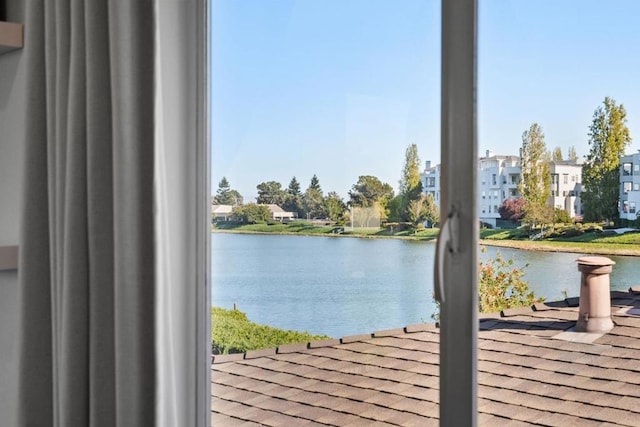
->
(349, 175, 394, 208)
(231, 204, 271, 223)
(324, 191, 346, 223)
(582, 97, 632, 222)
(304, 187, 325, 219)
(518, 123, 551, 227)
(256, 181, 286, 206)
(498, 198, 526, 222)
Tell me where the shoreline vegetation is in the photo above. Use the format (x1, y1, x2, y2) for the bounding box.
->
(213, 221, 640, 257)
(212, 307, 330, 354)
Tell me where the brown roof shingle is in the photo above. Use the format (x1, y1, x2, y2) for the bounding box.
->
(212, 290, 640, 426)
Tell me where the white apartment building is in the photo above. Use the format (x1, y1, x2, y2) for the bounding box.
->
(619, 152, 640, 220)
(421, 151, 584, 228)
(478, 151, 520, 227)
(421, 160, 441, 207)
(549, 160, 583, 218)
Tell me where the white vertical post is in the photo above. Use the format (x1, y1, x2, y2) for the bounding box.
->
(439, 0, 477, 425)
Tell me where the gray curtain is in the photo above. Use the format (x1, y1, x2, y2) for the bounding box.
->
(18, 1, 156, 426)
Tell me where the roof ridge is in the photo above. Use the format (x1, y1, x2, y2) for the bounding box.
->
(212, 289, 640, 364)
(211, 321, 438, 364)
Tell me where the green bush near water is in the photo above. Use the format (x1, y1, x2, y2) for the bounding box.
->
(478, 248, 541, 313)
(211, 307, 330, 354)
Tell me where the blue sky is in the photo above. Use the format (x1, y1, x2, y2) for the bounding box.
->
(211, 0, 640, 201)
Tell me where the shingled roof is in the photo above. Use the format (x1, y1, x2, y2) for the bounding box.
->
(211, 290, 640, 426)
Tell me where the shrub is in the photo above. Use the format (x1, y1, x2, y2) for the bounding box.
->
(432, 249, 542, 320)
(231, 204, 271, 223)
(478, 248, 541, 313)
(553, 208, 572, 224)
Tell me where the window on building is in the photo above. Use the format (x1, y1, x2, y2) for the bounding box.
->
(551, 174, 558, 185)
(493, 205, 498, 213)
(563, 174, 568, 184)
(492, 174, 496, 185)
(623, 163, 633, 176)
(509, 189, 517, 197)
(623, 201, 629, 213)
(635, 164, 640, 173)
(631, 202, 637, 214)
(624, 182, 632, 193)
(482, 191, 485, 199)
(634, 183, 640, 191)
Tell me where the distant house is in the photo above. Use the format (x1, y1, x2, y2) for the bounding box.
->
(211, 204, 233, 221)
(263, 204, 295, 222)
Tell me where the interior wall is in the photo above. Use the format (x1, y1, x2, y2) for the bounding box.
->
(0, 0, 25, 425)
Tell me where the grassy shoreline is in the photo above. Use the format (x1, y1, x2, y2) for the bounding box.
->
(478, 239, 640, 257)
(213, 222, 640, 257)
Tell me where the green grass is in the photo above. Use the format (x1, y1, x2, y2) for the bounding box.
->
(549, 230, 640, 245)
(479, 229, 528, 240)
(211, 307, 330, 354)
(480, 224, 640, 256)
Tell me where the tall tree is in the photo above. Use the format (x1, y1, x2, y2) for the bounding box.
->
(582, 97, 632, 222)
(552, 147, 563, 161)
(309, 174, 322, 192)
(324, 192, 346, 223)
(213, 177, 237, 205)
(304, 175, 325, 219)
(567, 145, 578, 161)
(398, 144, 424, 221)
(256, 181, 286, 206)
(283, 177, 303, 217)
(518, 123, 551, 227)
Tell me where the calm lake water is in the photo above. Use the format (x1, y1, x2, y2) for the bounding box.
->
(211, 233, 638, 338)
